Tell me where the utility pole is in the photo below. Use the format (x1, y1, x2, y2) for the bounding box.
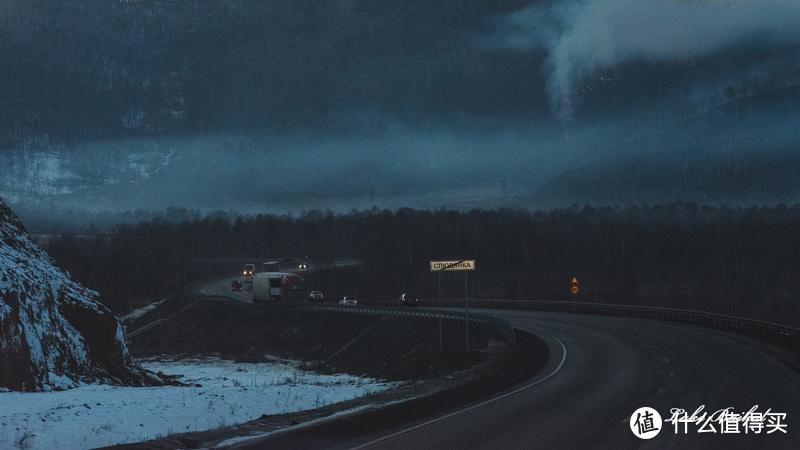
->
(329, 264, 335, 298)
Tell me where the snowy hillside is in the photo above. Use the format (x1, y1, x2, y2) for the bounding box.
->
(0, 198, 152, 391)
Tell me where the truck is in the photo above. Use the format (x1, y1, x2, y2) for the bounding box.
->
(242, 264, 255, 282)
(252, 272, 304, 302)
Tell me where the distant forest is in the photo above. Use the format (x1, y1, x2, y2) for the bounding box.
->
(44, 203, 800, 326)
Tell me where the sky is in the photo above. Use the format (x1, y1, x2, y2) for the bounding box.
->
(1, 0, 800, 222)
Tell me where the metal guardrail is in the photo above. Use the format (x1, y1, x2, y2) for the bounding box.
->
(178, 276, 800, 345)
(266, 302, 517, 344)
(172, 271, 517, 344)
(182, 283, 515, 344)
(413, 298, 800, 342)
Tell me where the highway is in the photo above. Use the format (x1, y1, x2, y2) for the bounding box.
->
(196, 259, 362, 304)
(196, 278, 800, 449)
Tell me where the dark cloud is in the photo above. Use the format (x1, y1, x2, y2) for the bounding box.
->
(0, 0, 546, 142)
(2, 1, 800, 218)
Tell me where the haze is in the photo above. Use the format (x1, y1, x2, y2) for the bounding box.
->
(2, 0, 800, 227)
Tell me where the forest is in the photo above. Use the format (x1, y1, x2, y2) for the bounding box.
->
(44, 202, 800, 326)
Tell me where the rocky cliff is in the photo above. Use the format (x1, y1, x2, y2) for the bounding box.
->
(0, 198, 153, 391)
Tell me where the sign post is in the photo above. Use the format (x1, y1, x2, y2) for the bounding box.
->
(430, 260, 476, 351)
(464, 271, 469, 350)
(438, 272, 442, 352)
(570, 276, 580, 296)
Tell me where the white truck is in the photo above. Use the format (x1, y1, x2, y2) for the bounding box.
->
(252, 272, 303, 302)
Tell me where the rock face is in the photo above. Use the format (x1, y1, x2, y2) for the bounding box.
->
(0, 198, 151, 391)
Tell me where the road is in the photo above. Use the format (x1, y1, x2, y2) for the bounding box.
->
(199, 276, 254, 302)
(195, 279, 800, 449)
(200, 259, 361, 303)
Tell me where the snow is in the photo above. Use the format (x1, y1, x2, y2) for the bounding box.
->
(0, 199, 134, 390)
(121, 299, 166, 323)
(0, 142, 175, 199)
(216, 395, 422, 447)
(0, 357, 395, 450)
(0, 302, 10, 321)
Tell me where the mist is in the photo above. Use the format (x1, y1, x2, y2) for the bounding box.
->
(0, 123, 597, 212)
(481, 0, 800, 115)
(2, 0, 800, 230)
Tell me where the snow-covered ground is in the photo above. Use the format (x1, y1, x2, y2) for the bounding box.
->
(0, 357, 394, 450)
(120, 299, 166, 323)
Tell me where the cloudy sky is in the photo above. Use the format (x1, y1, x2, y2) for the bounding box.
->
(2, 0, 800, 217)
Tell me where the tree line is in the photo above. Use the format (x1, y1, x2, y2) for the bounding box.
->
(45, 202, 800, 326)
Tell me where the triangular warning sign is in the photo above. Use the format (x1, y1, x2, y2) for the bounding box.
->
(571, 277, 578, 284)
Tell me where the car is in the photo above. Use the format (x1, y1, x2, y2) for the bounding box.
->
(339, 296, 358, 305)
(298, 263, 308, 271)
(307, 290, 324, 302)
(399, 293, 418, 307)
(231, 279, 242, 292)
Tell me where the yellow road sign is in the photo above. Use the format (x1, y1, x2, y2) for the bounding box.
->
(570, 276, 579, 295)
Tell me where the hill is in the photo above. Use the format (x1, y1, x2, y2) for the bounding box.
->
(0, 198, 154, 390)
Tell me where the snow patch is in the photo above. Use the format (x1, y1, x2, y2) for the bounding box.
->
(215, 395, 422, 447)
(121, 299, 166, 323)
(0, 198, 144, 390)
(0, 357, 395, 450)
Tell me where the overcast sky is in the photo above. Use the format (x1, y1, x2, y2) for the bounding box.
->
(2, 0, 800, 216)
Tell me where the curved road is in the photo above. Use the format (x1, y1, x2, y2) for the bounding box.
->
(346, 311, 800, 449)
(198, 279, 800, 449)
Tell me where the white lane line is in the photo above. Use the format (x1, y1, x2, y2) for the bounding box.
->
(350, 336, 568, 450)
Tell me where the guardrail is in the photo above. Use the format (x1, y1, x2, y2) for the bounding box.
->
(180, 278, 800, 345)
(412, 298, 800, 343)
(183, 284, 516, 344)
(269, 302, 517, 344)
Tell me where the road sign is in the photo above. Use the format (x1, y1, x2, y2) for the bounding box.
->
(570, 276, 579, 295)
(430, 260, 476, 272)
(430, 259, 475, 351)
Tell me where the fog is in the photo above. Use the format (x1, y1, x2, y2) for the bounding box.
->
(481, 0, 800, 115)
(0, 123, 606, 211)
(1, 0, 800, 229)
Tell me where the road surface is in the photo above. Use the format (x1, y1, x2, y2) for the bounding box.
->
(195, 279, 800, 449)
(199, 259, 361, 303)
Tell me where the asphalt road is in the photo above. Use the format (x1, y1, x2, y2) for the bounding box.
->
(200, 260, 362, 304)
(196, 278, 800, 449)
(199, 276, 254, 302)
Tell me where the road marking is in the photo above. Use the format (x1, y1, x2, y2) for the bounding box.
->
(350, 336, 568, 450)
